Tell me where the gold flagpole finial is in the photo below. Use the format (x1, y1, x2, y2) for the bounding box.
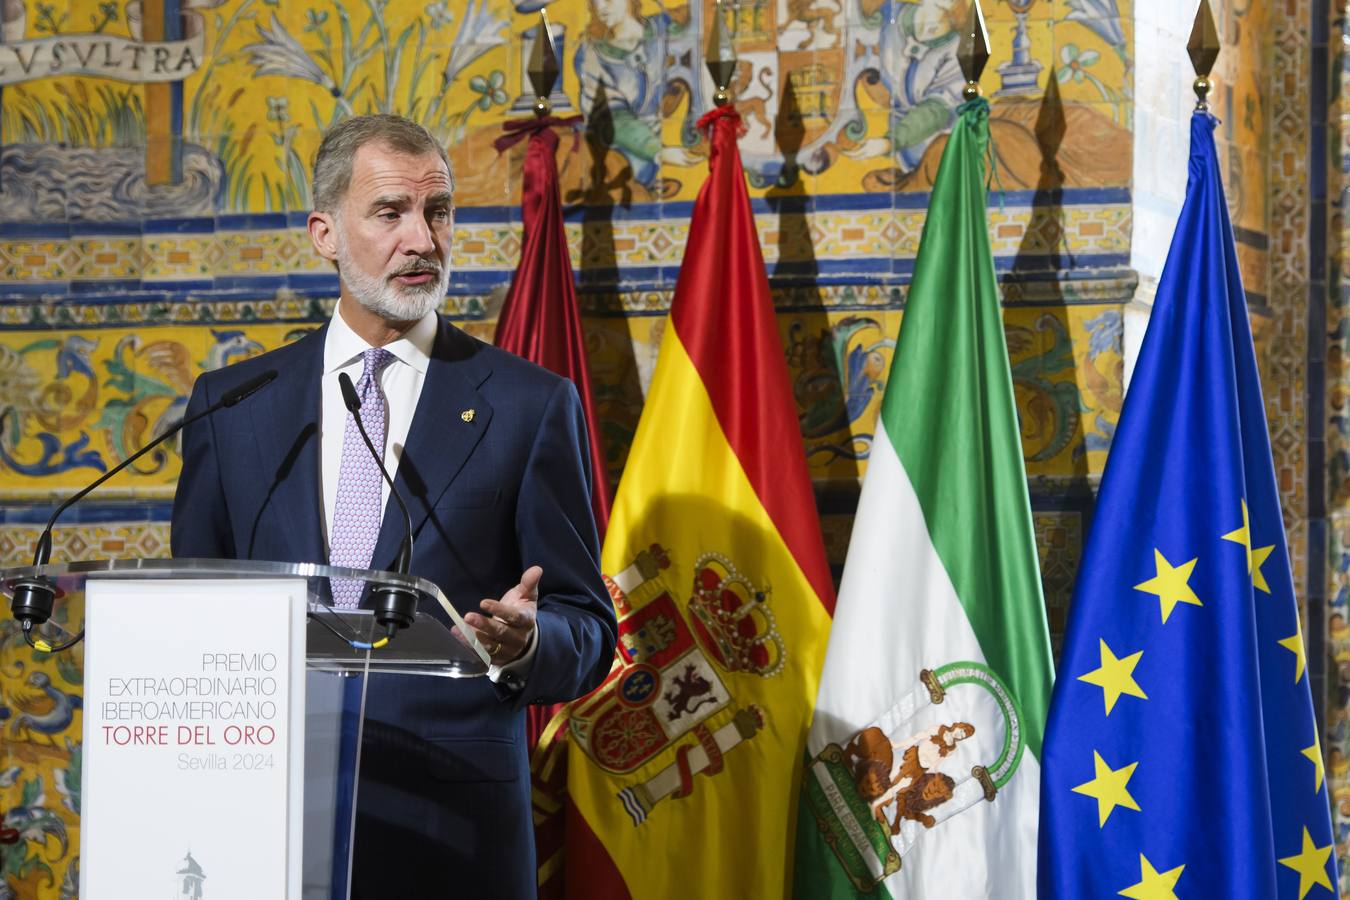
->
(957, 0, 991, 101)
(527, 10, 560, 117)
(706, 1, 736, 107)
(1188, 0, 1220, 111)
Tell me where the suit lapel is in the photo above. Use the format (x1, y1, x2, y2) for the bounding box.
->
(249, 326, 327, 564)
(370, 319, 494, 572)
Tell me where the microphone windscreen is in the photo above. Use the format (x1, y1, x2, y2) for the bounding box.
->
(338, 372, 362, 412)
(221, 369, 278, 407)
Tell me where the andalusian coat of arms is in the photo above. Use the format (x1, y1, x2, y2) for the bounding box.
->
(802, 664, 1027, 890)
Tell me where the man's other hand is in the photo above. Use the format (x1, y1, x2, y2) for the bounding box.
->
(461, 565, 541, 664)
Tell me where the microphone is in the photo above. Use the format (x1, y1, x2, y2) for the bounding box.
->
(336, 371, 417, 637)
(9, 369, 279, 636)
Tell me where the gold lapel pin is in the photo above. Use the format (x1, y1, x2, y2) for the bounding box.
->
(461, 409, 476, 423)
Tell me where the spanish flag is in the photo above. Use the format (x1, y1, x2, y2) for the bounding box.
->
(563, 106, 835, 898)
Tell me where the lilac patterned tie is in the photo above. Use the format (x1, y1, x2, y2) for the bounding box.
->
(329, 347, 396, 608)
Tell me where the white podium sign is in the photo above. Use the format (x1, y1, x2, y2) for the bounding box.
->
(80, 578, 308, 898)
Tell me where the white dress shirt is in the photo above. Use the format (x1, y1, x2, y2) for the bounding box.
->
(320, 305, 436, 539)
(319, 305, 535, 683)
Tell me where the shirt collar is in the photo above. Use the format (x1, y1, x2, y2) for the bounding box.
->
(324, 304, 438, 376)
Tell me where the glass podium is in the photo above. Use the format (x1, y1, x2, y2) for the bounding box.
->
(0, 558, 490, 899)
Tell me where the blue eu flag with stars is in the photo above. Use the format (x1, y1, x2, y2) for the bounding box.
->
(1038, 112, 1338, 898)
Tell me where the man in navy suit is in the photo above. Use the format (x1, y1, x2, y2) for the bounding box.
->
(171, 114, 617, 898)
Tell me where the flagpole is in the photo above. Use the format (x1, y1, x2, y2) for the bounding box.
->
(956, 0, 991, 100)
(527, 10, 559, 118)
(1188, 0, 1220, 112)
(705, 0, 735, 108)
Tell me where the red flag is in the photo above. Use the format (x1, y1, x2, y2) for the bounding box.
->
(494, 116, 611, 536)
(494, 116, 612, 744)
(494, 115, 613, 900)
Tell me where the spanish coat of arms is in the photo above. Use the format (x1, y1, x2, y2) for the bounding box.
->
(568, 544, 785, 825)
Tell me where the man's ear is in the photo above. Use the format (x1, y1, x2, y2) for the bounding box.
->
(308, 211, 339, 262)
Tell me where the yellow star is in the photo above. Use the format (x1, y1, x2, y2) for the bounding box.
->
(1279, 620, 1308, 683)
(1278, 827, 1333, 899)
(1222, 499, 1253, 571)
(1118, 853, 1185, 899)
(1301, 734, 1326, 793)
(1078, 639, 1148, 715)
(1071, 750, 1141, 827)
(1134, 549, 1203, 623)
(1252, 543, 1276, 594)
(1223, 500, 1277, 592)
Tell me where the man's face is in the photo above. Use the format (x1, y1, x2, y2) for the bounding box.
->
(326, 143, 453, 322)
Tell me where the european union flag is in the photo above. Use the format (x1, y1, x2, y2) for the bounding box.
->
(1038, 113, 1338, 898)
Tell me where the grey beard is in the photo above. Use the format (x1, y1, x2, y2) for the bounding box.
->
(335, 239, 449, 322)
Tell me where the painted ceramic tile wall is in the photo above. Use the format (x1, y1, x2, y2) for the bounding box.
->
(0, 0, 1137, 893)
(1326, 0, 1350, 888)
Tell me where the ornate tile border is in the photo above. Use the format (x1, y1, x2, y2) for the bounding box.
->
(1325, 0, 1350, 886)
(1269, 13, 1312, 599)
(0, 521, 171, 566)
(0, 272, 1139, 330)
(0, 198, 1131, 303)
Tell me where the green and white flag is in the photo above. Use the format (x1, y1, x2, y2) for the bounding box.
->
(793, 100, 1055, 899)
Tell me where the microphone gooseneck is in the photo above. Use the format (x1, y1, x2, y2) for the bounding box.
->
(32, 368, 279, 569)
(336, 370, 417, 638)
(221, 369, 278, 407)
(9, 369, 279, 643)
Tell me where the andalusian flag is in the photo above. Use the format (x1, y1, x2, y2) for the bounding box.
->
(794, 99, 1054, 898)
(562, 105, 835, 898)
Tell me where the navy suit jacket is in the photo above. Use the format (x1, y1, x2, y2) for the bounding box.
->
(171, 318, 616, 898)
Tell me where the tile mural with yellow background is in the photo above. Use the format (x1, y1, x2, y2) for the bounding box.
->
(0, 0, 1136, 894)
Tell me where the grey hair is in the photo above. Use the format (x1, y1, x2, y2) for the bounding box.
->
(311, 114, 454, 213)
